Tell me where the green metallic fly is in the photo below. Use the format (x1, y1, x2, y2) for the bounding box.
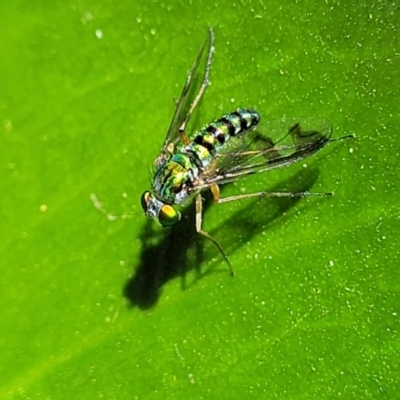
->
(140, 28, 352, 275)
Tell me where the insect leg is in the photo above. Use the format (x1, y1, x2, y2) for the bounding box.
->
(211, 185, 333, 204)
(178, 28, 215, 139)
(195, 193, 234, 276)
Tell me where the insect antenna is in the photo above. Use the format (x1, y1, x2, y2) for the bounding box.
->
(90, 193, 140, 221)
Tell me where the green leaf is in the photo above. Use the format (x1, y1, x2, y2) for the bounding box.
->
(1, 1, 399, 399)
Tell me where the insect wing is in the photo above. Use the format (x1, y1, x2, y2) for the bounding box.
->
(258, 116, 333, 168)
(156, 29, 214, 166)
(201, 117, 333, 186)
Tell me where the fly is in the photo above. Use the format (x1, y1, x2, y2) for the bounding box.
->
(140, 28, 353, 275)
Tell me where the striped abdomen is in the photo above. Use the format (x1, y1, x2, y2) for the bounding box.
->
(195, 108, 259, 155)
(183, 108, 260, 168)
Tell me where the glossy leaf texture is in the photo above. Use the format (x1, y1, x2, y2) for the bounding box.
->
(0, 1, 399, 399)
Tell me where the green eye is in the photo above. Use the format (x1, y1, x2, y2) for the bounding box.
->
(140, 191, 151, 211)
(159, 205, 180, 227)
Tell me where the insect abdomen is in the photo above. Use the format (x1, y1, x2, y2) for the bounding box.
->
(193, 108, 260, 156)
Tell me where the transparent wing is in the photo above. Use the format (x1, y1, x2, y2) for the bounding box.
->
(199, 117, 333, 187)
(155, 28, 214, 166)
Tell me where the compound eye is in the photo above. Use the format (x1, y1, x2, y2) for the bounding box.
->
(140, 191, 151, 212)
(159, 204, 180, 227)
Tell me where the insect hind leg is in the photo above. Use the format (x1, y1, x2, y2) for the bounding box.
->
(210, 184, 333, 204)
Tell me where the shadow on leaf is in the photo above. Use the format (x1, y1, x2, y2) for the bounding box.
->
(124, 167, 323, 309)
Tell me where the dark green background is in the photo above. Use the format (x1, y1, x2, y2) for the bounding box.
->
(1, 1, 399, 399)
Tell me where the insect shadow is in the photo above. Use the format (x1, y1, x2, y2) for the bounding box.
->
(124, 167, 322, 309)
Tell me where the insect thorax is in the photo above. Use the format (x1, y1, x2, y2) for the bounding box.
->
(152, 109, 260, 205)
(153, 153, 198, 205)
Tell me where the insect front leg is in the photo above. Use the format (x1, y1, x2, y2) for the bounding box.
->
(195, 193, 234, 276)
